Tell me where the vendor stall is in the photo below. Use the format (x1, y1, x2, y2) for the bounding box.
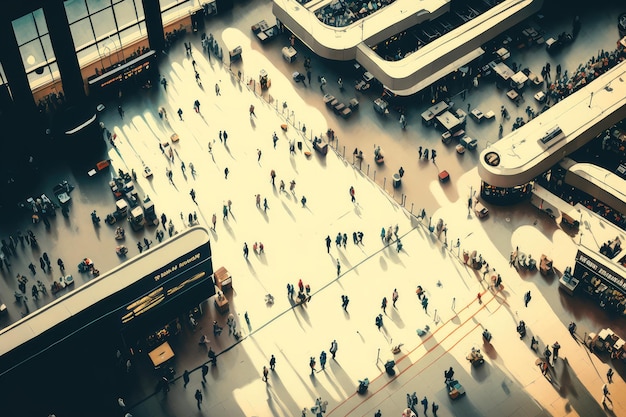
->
(588, 328, 626, 361)
(573, 249, 626, 316)
(421, 101, 450, 125)
(282, 46, 297, 63)
(251, 20, 279, 43)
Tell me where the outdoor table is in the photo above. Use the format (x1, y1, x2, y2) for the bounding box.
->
(421, 101, 449, 125)
(507, 90, 519, 101)
(436, 111, 461, 132)
(511, 71, 529, 90)
(490, 61, 515, 81)
(282, 46, 297, 63)
(534, 91, 546, 102)
(470, 109, 484, 122)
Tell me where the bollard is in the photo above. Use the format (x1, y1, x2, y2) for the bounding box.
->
(343, 146, 345, 158)
(411, 203, 414, 214)
(367, 164, 370, 176)
(373, 171, 376, 181)
(383, 177, 386, 189)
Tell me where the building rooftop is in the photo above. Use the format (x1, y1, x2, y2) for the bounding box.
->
(273, 0, 543, 94)
(478, 59, 626, 188)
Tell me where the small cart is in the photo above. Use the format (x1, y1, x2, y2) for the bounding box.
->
(229, 46, 242, 62)
(373, 98, 389, 115)
(446, 379, 466, 399)
(259, 69, 271, 89)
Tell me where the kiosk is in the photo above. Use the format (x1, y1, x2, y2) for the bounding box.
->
(282, 46, 298, 63)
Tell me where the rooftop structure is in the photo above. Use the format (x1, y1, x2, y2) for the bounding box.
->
(273, 0, 543, 95)
(478, 59, 626, 192)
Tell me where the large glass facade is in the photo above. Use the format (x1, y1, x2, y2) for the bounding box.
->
(8, 0, 196, 96)
(12, 9, 58, 91)
(64, 0, 147, 69)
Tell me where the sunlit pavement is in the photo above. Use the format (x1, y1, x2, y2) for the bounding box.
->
(1, 2, 626, 417)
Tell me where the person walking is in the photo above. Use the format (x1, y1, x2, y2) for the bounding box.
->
(270, 169, 276, 185)
(249, 104, 256, 118)
(320, 351, 327, 370)
(243, 242, 249, 259)
(602, 383, 612, 405)
(195, 389, 203, 409)
(215, 83, 221, 96)
(325, 235, 331, 253)
(211, 213, 216, 230)
(118, 397, 126, 410)
(543, 346, 552, 365)
(256, 194, 261, 208)
(380, 227, 386, 242)
(349, 186, 356, 203)
(257, 149, 262, 162)
(524, 290, 532, 307)
(183, 370, 190, 388)
(421, 297, 429, 314)
(177, 108, 183, 120)
(201, 364, 209, 383)
(477, 292, 482, 304)
(341, 295, 350, 311)
(262, 365, 269, 382)
(421, 396, 428, 414)
(301, 195, 307, 207)
(270, 354, 276, 371)
(224, 167, 229, 179)
(381, 297, 388, 314)
(190, 189, 196, 204)
(118, 105, 124, 118)
(392, 289, 399, 308)
(432, 402, 439, 416)
(552, 341, 560, 363)
(607, 367, 614, 383)
(375, 313, 383, 330)
(336, 258, 341, 276)
(329, 340, 338, 359)
(263, 198, 269, 212)
(309, 356, 316, 375)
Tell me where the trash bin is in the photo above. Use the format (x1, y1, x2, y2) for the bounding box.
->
(392, 173, 401, 188)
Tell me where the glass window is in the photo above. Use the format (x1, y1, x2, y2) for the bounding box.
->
(27, 62, 59, 90)
(114, 0, 140, 29)
(20, 39, 48, 73)
(160, 0, 181, 12)
(12, 14, 38, 45)
(118, 22, 146, 49)
(86, 0, 111, 14)
(161, 1, 192, 26)
(97, 37, 123, 66)
(0, 62, 7, 85)
(92, 8, 116, 39)
(40, 34, 54, 62)
(33, 9, 49, 36)
(77, 44, 100, 68)
(65, 0, 89, 23)
(70, 18, 95, 51)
